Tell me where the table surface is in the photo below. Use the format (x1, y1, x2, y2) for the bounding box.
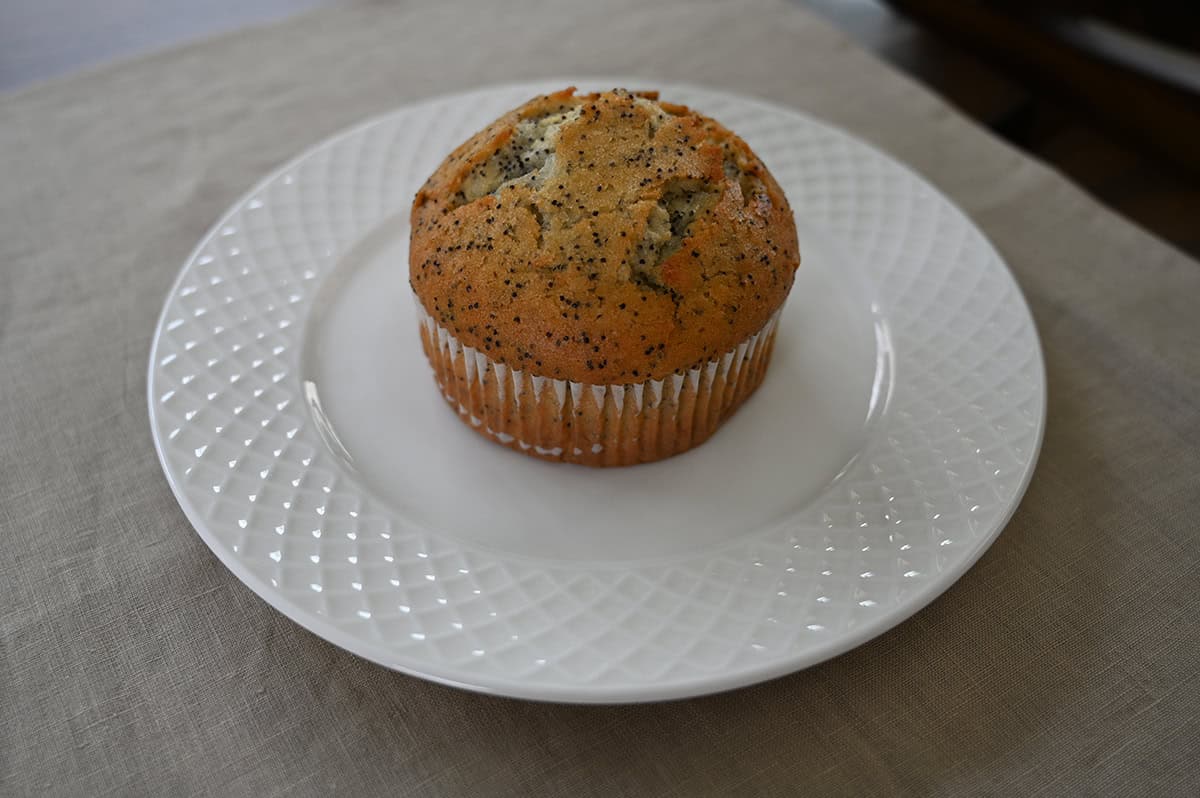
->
(2, 0, 1198, 795)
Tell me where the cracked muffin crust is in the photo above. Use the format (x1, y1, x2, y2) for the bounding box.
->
(409, 88, 800, 465)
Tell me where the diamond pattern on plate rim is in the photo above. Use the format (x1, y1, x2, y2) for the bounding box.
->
(148, 80, 1044, 699)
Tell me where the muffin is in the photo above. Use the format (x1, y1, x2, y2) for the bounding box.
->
(409, 88, 799, 466)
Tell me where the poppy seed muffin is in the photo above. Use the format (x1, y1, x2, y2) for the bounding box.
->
(409, 88, 800, 466)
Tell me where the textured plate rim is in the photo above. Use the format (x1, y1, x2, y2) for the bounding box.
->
(148, 78, 1047, 703)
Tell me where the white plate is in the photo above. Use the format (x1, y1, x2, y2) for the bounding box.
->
(148, 79, 1045, 702)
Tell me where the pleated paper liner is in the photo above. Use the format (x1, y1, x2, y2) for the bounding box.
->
(415, 299, 780, 466)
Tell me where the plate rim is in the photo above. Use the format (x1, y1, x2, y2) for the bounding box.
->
(147, 77, 1047, 703)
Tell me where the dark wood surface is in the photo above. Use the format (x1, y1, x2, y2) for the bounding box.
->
(2, 0, 1196, 258)
(808, 0, 1200, 258)
(889, 0, 1200, 173)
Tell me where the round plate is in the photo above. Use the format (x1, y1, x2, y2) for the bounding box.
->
(148, 79, 1045, 702)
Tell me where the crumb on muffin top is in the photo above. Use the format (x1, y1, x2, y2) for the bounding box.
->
(409, 87, 799, 384)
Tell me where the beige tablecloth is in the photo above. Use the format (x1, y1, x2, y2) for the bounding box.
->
(3, 0, 1198, 794)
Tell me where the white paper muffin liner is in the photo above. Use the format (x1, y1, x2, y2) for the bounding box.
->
(415, 297, 780, 466)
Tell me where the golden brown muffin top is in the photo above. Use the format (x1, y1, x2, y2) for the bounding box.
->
(409, 88, 799, 384)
